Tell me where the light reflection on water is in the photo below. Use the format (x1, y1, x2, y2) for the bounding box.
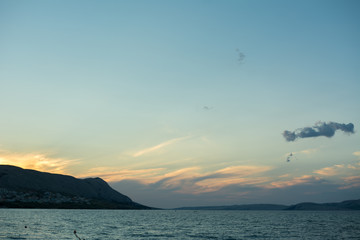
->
(0, 209, 359, 239)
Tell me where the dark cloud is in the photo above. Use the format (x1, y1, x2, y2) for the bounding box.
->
(283, 121, 355, 142)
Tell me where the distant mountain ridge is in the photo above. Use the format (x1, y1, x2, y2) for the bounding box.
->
(175, 200, 360, 211)
(286, 199, 360, 210)
(0, 165, 149, 209)
(175, 204, 288, 211)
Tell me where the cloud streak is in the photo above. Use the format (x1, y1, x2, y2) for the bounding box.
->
(90, 165, 272, 195)
(340, 176, 360, 189)
(132, 136, 190, 157)
(313, 165, 345, 176)
(283, 121, 354, 142)
(264, 175, 323, 189)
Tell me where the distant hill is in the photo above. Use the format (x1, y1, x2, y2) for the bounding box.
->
(286, 199, 360, 210)
(0, 165, 150, 209)
(175, 204, 287, 211)
(175, 200, 360, 211)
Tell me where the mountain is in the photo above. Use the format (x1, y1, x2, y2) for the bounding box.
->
(286, 199, 360, 210)
(175, 200, 360, 211)
(0, 165, 150, 209)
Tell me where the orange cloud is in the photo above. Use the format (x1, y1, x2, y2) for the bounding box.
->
(82, 165, 272, 194)
(0, 150, 78, 174)
(265, 175, 321, 189)
(313, 165, 344, 176)
(181, 165, 272, 194)
(166, 166, 271, 194)
(194, 177, 269, 194)
(215, 165, 271, 176)
(313, 163, 360, 178)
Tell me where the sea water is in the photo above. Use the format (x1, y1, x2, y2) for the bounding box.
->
(0, 209, 359, 239)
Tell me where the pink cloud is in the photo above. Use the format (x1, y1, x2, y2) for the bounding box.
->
(264, 175, 321, 189)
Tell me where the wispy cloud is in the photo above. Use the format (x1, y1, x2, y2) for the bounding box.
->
(132, 136, 190, 157)
(92, 165, 272, 195)
(313, 162, 360, 177)
(194, 177, 269, 194)
(299, 148, 318, 154)
(159, 165, 272, 194)
(0, 150, 78, 174)
(313, 165, 345, 176)
(264, 175, 322, 189)
(339, 176, 360, 189)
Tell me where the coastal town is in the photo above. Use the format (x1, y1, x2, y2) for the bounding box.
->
(0, 188, 90, 205)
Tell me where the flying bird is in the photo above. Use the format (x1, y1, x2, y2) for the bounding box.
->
(236, 49, 245, 64)
(286, 153, 292, 162)
(286, 153, 297, 162)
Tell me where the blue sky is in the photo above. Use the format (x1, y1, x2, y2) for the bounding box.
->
(1, 0, 359, 208)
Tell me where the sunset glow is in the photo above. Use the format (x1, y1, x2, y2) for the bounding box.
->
(1, 0, 359, 208)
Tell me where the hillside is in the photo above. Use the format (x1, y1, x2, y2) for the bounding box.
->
(0, 165, 150, 209)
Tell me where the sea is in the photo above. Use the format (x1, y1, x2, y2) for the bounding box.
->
(0, 209, 359, 239)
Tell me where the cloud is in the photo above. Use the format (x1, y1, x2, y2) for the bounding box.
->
(0, 150, 78, 174)
(183, 166, 272, 194)
(85, 165, 272, 195)
(313, 163, 360, 177)
(353, 151, 360, 159)
(132, 136, 190, 157)
(106, 164, 360, 208)
(339, 176, 360, 189)
(347, 162, 360, 170)
(79, 167, 166, 183)
(299, 148, 318, 154)
(283, 121, 355, 142)
(264, 175, 323, 189)
(313, 165, 344, 176)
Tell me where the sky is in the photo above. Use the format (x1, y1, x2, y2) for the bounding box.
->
(0, 0, 359, 209)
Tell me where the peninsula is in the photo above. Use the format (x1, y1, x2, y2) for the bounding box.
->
(0, 165, 150, 209)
